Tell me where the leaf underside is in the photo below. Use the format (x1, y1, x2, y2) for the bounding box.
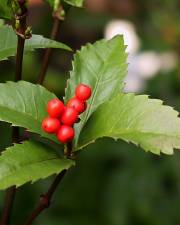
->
(0, 141, 75, 190)
(78, 93, 180, 155)
(0, 81, 59, 143)
(65, 36, 128, 147)
(0, 26, 71, 61)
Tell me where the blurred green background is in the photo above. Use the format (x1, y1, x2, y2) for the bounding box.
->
(1, 0, 180, 224)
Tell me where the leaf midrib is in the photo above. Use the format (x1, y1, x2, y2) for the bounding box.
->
(0, 156, 60, 181)
(82, 61, 105, 125)
(1, 44, 49, 54)
(0, 103, 41, 124)
(108, 129, 180, 138)
(0, 36, 69, 60)
(76, 46, 124, 145)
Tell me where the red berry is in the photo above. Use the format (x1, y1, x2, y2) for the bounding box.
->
(61, 107, 78, 126)
(42, 117, 60, 133)
(47, 98, 64, 118)
(57, 125, 75, 143)
(67, 97, 86, 114)
(75, 84, 91, 101)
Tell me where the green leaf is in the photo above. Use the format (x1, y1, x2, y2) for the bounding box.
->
(0, 81, 59, 143)
(63, 0, 84, 7)
(77, 93, 180, 155)
(0, 26, 71, 61)
(0, 0, 11, 19)
(46, 0, 84, 7)
(65, 36, 128, 147)
(0, 141, 74, 189)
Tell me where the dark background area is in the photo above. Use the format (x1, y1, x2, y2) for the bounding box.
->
(1, 0, 180, 224)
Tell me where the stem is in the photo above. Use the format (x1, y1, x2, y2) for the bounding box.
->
(15, 36, 25, 81)
(1, 36, 25, 225)
(1, 1, 28, 223)
(1, 125, 21, 224)
(23, 143, 73, 225)
(22, 3, 71, 225)
(1, 187, 16, 225)
(37, 16, 61, 85)
(23, 170, 66, 225)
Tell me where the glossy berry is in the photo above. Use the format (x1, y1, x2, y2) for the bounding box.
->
(61, 107, 78, 126)
(67, 97, 86, 114)
(75, 84, 91, 101)
(57, 125, 75, 143)
(47, 98, 64, 118)
(42, 117, 60, 133)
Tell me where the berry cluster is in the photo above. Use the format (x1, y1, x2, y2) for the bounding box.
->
(42, 84, 91, 143)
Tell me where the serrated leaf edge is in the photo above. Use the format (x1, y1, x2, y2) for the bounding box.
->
(0, 141, 75, 189)
(0, 81, 59, 144)
(76, 94, 180, 155)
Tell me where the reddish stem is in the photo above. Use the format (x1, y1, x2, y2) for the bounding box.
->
(1, 3, 28, 224)
(37, 17, 61, 85)
(15, 37, 25, 81)
(1, 187, 16, 225)
(22, 4, 72, 225)
(23, 170, 66, 225)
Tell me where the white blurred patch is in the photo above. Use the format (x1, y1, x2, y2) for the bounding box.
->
(124, 73, 145, 93)
(105, 20, 140, 54)
(104, 20, 178, 93)
(160, 52, 178, 72)
(134, 52, 161, 79)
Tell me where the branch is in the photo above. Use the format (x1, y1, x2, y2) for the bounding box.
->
(37, 7, 64, 85)
(14, 11, 28, 81)
(15, 36, 25, 81)
(0, 187, 16, 225)
(23, 170, 66, 225)
(4, 29, 26, 225)
(1, 1, 29, 224)
(22, 4, 72, 225)
(22, 142, 73, 225)
(1, 123, 21, 225)
(1, 40, 25, 225)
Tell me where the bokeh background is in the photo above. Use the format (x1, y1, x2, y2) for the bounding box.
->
(1, 0, 180, 224)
